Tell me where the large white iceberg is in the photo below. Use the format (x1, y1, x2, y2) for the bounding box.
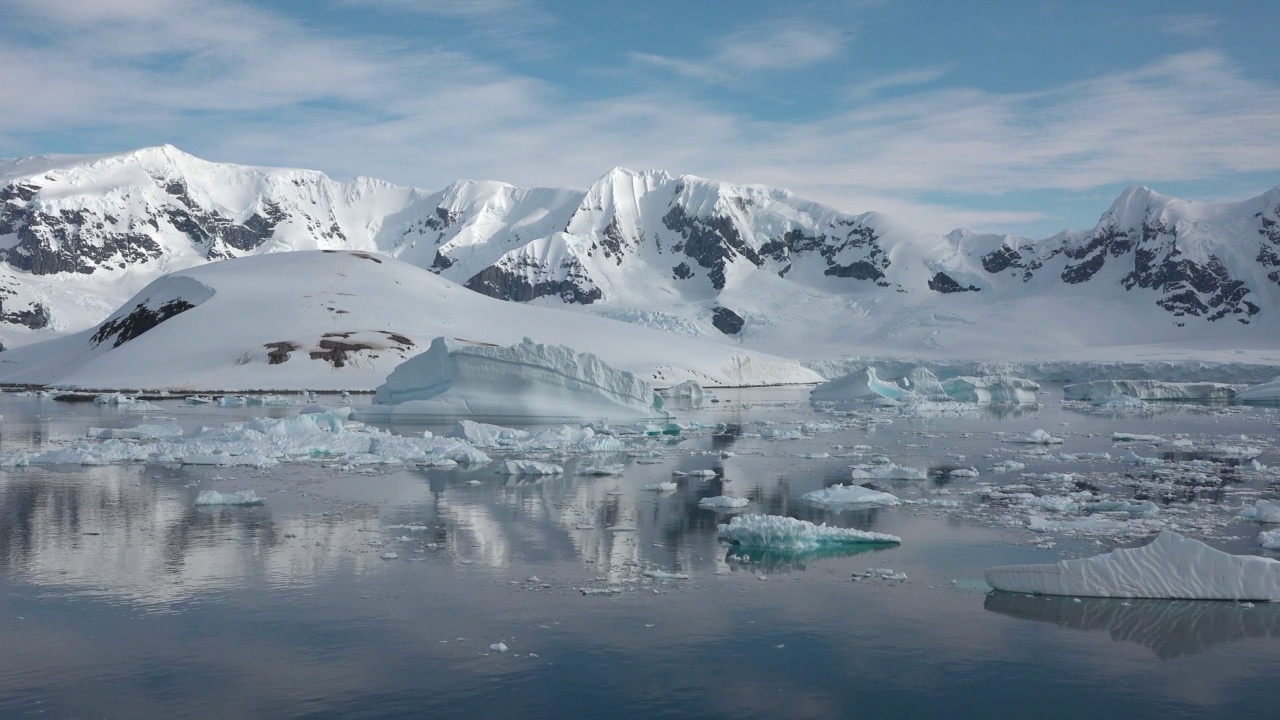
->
(362, 337, 669, 421)
(985, 531, 1280, 600)
(801, 484, 901, 507)
(717, 514, 901, 550)
(940, 375, 1039, 403)
(1062, 380, 1237, 401)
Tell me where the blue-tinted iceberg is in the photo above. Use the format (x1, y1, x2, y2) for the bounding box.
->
(986, 530, 1280, 600)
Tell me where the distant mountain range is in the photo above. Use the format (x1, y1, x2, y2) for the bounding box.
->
(2, 145, 1278, 361)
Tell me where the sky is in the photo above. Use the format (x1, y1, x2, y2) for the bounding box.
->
(1, 0, 1279, 237)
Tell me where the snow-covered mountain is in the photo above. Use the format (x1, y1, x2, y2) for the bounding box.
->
(0, 250, 820, 391)
(2, 145, 1278, 362)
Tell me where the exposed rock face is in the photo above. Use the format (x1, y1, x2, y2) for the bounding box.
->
(91, 298, 195, 348)
(928, 271, 980, 293)
(711, 306, 744, 335)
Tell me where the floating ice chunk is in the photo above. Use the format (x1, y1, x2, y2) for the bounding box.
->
(642, 482, 678, 492)
(681, 469, 717, 478)
(93, 393, 148, 406)
(986, 531, 1280, 600)
(495, 460, 563, 475)
(364, 337, 668, 421)
(183, 452, 278, 468)
(1088, 500, 1159, 515)
(1120, 451, 1162, 466)
(1063, 380, 1237, 401)
(990, 460, 1026, 473)
(1240, 500, 1280, 523)
(576, 463, 624, 476)
(810, 367, 910, 401)
(87, 423, 183, 440)
(489, 642, 508, 652)
(941, 375, 1039, 403)
(801, 484, 900, 507)
(194, 490, 264, 506)
(1111, 432, 1165, 443)
(1023, 496, 1078, 513)
(660, 380, 704, 400)
(185, 396, 213, 405)
(948, 467, 980, 478)
(1004, 429, 1063, 444)
(1204, 445, 1262, 461)
(1026, 514, 1130, 533)
(1260, 530, 1280, 550)
(698, 495, 751, 509)
(1092, 394, 1147, 409)
(1238, 376, 1280, 403)
(643, 569, 690, 580)
(849, 463, 927, 481)
(718, 514, 900, 550)
(380, 551, 399, 560)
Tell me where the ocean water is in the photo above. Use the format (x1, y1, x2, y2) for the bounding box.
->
(1, 388, 1278, 719)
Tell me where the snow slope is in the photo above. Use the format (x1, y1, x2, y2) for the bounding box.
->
(0, 251, 820, 391)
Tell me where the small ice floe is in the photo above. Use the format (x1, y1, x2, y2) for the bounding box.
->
(1087, 500, 1159, 515)
(1120, 451, 1162, 466)
(717, 514, 901, 551)
(194, 490, 264, 506)
(1026, 514, 1130, 533)
(1203, 445, 1262, 461)
(990, 460, 1026, 473)
(1260, 529, 1280, 550)
(698, 495, 750, 510)
(380, 551, 399, 560)
(87, 423, 183, 440)
(986, 531, 1280, 600)
(1111, 432, 1165, 443)
(1003, 429, 1063, 445)
(579, 587, 622, 596)
(852, 568, 908, 581)
(576, 464, 624, 476)
(849, 463, 926, 481)
(800, 484, 900, 507)
(495, 460, 563, 475)
(679, 469, 717, 478)
(947, 467, 980, 478)
(642, 482, 678, 492)
(489, 642, 508, 653)
(185, 396, 214, 405)
(643, 569, 690, 580)
(1239, 500, 1280, 523)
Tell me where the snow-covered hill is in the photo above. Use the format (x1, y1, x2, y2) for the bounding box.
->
(0, 251, 819, 391)
(1, 145, 1278, 363)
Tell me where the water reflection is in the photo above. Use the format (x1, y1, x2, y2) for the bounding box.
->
(984, 592, 1280, 660)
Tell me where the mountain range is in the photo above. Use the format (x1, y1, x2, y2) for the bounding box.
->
(2, 145, 1278, 362)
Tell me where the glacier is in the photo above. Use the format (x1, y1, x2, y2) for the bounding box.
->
(985, 531, 1280, 600)
(361, 336, 669, 421)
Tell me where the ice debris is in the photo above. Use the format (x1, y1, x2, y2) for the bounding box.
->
(495, 460, 563, 476)
(362, 336, 669, 421)
(449, 420, 623, 453)
(194, 490, 264, 506)
(800, 484, 900, 507)
(717, 514, 901, 551)
(1239, 500, 1280, 523)
(87, 423, 183, 440)
(642, 482, 678, 492)
(986, 531, 1280, 600)
(698, 495, 750, 509)
(1003, 429, 1063, 444)
(849, 463, 926, 481)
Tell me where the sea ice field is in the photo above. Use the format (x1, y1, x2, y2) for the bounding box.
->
(1, 386, 1279, 718)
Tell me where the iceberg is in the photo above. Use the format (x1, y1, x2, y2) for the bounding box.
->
(717, 514, 901, 550)
(1063, 380, 1237, 402)
(363, 337, 669, 421)
(810, 367, 910, 401)
(940, 375, 1039, 403)
(660, 380, 704, 400)
(849, 463, 927, 481)
(1239, 500, 1280, 523)
(1004, 429, 1063, 444)
(1260, 530, 1280, 549)
(985, 531, 1280, 600)
(801, 484, 901, 507)
(698, 495, 750, 509)
(194, 490, 264, 506)
(495, 460, 563, 475)
(1238, 376, 1280, 403)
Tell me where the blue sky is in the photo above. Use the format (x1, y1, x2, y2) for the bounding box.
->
(2, 0, 1279, 236)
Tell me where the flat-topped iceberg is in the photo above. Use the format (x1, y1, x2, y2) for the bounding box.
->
(801, 484, 901, 506)
(361, 337, 669, 421)
(1063, 380, 1237, 401)
(940, 375, 1039, 403)
(717, 514, 901, 550)
(698, 495, 750, 509)
(985, 531, 1280, 600)
(850, 463, 926, 481)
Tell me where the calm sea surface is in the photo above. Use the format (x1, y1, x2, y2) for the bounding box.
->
(1, 388, 1279, 719)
